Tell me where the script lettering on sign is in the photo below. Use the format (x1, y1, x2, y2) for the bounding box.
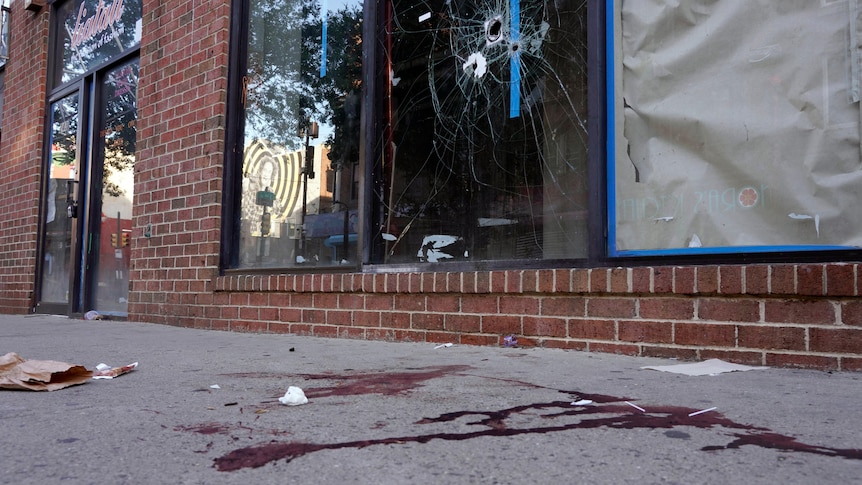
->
(70, 0, 125, 51)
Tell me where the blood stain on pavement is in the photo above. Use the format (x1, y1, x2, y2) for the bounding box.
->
(222, 365, 472, 399)
(299, 365, 472, 398)
(213, 390, 862, 471)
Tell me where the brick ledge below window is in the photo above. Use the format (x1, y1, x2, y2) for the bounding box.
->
(213, 263, 860, 298)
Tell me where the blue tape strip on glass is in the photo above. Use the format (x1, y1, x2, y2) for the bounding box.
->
(509, 0, 520, 118)
(320, 1, 328, 78)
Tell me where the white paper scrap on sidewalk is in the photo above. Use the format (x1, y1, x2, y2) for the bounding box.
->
(641, 359, 768, 376)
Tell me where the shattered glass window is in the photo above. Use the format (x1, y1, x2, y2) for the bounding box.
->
(373, 0, 589, 264)
(236, 0, 363, 269)
(612, 0, 862, 255)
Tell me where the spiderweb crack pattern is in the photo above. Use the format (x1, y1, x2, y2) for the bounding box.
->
(382, 0, 589, 262)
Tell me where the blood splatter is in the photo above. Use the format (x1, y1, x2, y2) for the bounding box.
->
(300, 365, 472, 398)
(213, 391, 862, 471)
(174, 423, 236, 435)
(222, 365, 472, 399)
(208, 368, 862, 471)
(704, 432, 862, 459)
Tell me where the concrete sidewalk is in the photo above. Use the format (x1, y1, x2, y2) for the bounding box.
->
(1, 314, 860, 484)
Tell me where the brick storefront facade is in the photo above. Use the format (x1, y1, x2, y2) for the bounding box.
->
(1, 0, 860, 371)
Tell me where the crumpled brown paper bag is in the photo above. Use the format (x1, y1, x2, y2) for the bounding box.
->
(0, 352, 93, 391)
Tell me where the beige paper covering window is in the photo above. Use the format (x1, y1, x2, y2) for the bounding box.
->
(614, 0, 862, 252)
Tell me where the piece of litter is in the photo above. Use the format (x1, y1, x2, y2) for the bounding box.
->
(0, 352, 92, 391)
(84, 310, 104, 320)
(788, 213, 822, 237)
(502, 335, 518, 347)
(641, 359, 768, 376)
(434, 343, 453, 349)
(625, 401, 646, 412)
(210, 384, 221, 389)
(224, 402, 238, 407)
(478, 218, 517, 227)
(418, 11, 431, 22)
(92, 362, 138, 379)
(571, 399, 594, 406)
(688, 406, 717, 417)
(689, 234, 702, 248)
(278, 386, 309, 406)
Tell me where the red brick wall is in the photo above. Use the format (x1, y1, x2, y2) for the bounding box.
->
(129, 0, 230, 315)
(128, 263, 862, 372)
(0, 6, 49, 312)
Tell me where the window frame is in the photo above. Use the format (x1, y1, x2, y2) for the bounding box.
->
(222, 0, 367, 274)
(221, 0, 862, 276)
(604, 0, 862, 261)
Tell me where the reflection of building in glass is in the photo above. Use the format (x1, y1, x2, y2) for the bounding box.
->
(93, 60, 138, 313)
(240, 140, 335, 266)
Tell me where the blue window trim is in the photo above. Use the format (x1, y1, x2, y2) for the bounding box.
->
(605, 0, 617, 256)
(604, 0, 856, 258)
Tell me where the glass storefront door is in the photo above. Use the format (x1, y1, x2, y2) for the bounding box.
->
(90, 60, 138, 314)
(35, 59, 138, 316)
(36, 0, 141, 316)
(38, 93, 82, 311)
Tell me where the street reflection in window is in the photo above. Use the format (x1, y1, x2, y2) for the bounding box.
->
(238, 0, 363, 269)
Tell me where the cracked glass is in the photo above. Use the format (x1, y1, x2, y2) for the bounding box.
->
(374, 0, 589, 264)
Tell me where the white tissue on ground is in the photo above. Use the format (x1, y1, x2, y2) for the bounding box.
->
(278, 386, 309, 406)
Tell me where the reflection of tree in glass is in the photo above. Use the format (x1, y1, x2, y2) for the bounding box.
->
(238, 1, 362, 268)
(52, 99, 79, 167)
(101, 62, 138, 198)
(244, 0, 362, 162)
(380, 0, 589, 261)
(59, 0, 143, 83)
(244, 0, 305, 150)
(314, 6, 363, 168)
